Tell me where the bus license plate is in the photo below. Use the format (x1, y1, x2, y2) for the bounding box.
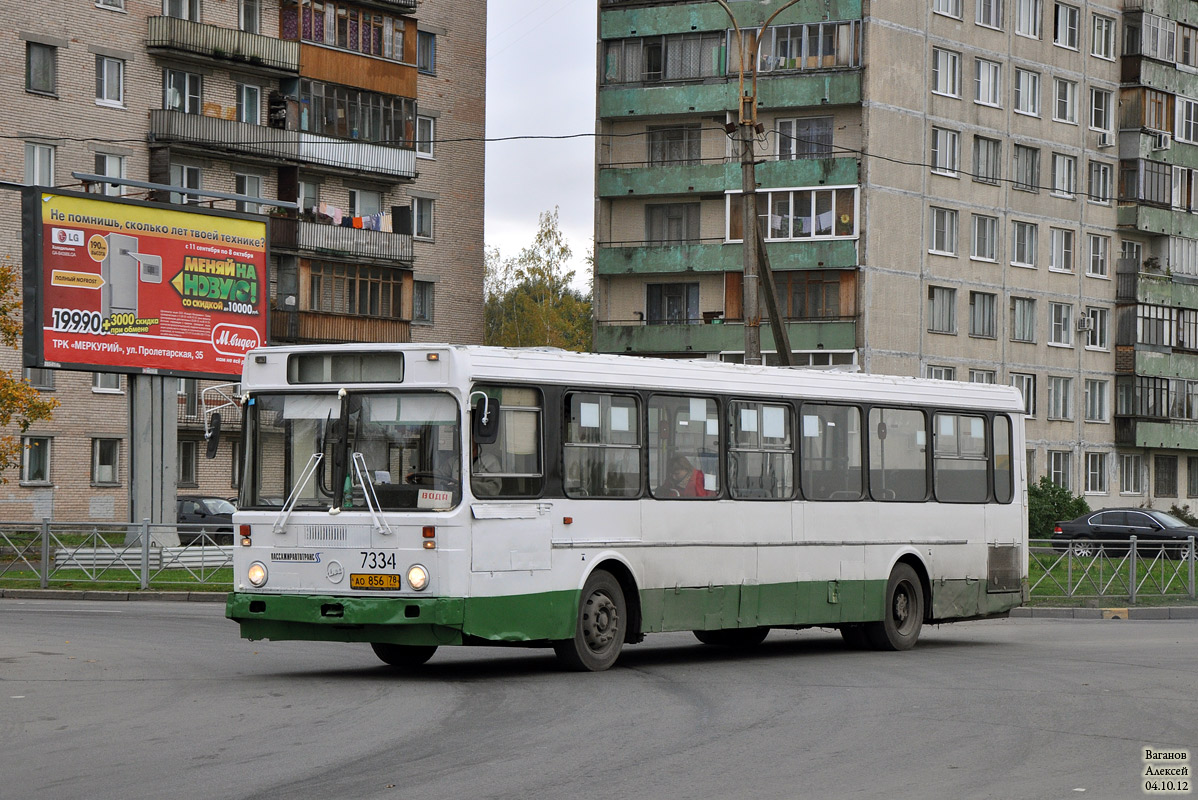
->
(350, 573, 401, 590)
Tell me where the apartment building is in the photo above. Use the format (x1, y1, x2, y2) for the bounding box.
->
(596, 0, 1198, 510)
(3, 0, 486, 520)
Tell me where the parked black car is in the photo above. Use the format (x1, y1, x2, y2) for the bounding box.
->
(1051, 508, 1197, 559)
(176, 496, 236, 545)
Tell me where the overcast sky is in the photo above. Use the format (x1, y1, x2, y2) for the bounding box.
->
(484, 1, 597, 283)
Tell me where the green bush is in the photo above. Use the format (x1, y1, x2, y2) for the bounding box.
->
(1028, 476, 1090, 539)
(1169, 504, 1198, 526)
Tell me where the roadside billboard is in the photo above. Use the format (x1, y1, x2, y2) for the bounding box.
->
(22, 189, 269, 379)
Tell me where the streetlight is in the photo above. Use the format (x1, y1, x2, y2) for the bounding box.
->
(713, 0, 802, 366)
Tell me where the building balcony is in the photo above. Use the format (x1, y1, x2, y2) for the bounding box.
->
(270, 217, 413, 267)
(149, 110, 416, 180)
(356, 0, 418, 12)
(595, 238, 858, 275)
(594, 316, 856, 355)
(598, 71, 862, 118)
(147, 16, 299, 73)
(270, 309, 410, 345)
(598, 155, 858, 198)
(1114, 416, 1198, 449)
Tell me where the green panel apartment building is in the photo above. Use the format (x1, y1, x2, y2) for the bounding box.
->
(594, 0, 1198, 509)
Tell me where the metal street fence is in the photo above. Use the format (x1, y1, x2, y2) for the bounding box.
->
(0, 520, 232, 591)
(1029, 537, 1197, 602)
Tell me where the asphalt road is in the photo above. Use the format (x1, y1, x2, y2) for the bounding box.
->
(1, 599, 1194, 800)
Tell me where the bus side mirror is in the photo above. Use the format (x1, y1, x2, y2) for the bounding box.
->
(205, 413, 222, 459)
(472, 396, 499, 445)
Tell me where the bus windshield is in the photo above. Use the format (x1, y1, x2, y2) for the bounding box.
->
(244, 391, 461, 511)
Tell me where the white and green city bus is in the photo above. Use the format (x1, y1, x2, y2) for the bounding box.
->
(226, 344, 1028, 671)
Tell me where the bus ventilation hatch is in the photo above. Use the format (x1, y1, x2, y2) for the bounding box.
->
(987, 544, 1020, 593)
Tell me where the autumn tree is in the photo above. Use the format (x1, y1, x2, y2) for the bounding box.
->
(485, 208, 592, 351)
(0, 257, 58, 482)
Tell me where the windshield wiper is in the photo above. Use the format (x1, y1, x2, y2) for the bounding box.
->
(273, 452, 324, 534)
(351, 452, 393, 536)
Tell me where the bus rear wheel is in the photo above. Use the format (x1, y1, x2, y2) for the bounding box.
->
(554, 570, 626, 672)
(371, 642, 437, 669)
(693, 627, 769, 648)
(865, 564, 924, 651)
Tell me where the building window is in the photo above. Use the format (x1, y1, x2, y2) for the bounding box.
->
(1013, 145, 1040, 192)
(1088, 161, 1112, 204)
(1053, 3, 1079, 48)
(931, 128, 960, 176)
(92, 439, 120, 485)
(235, 83, 260, 125)
(1012, 220, 1037, 267)
(297, 79, 416, 146)
(93, 372, 121, 392)
(21, 437, 51, 483)
(299, 180, 319, 214)
(1176, 99, 1198, 144)
(308, 262, 404, 318)
(777, 117, 833, 160)
(1011, 297, 1036, 342)
(778, 271, 843, 319)
(1014, 69, 1040, 115)
(971, 214, 998, 261)
(1155, 455, 1178, 497)
(728, 187, 857, 241)
(934, 0, 962, 18)
(1088, 234, 1109, 277)
(1188, 456, 1198, 498)
(417, 30, 436, 74)
(24, 368, 54, 390)
(1015, 0, 1042, 38)
(234, 174, 261, 214)
(414, 197, 434, 239)
(97, 0, 125, 8)
(932, 48, 961, 97)
(1121, 454, 1144, 494)
(416, 115, 436, 158)
(169, 163, 201, 205)
(24, 142, 54, 186)
(1051, 154, 1077, 197)
(178, 440, 197, 486)
(26, 42, 56, 95)
(973, 136, 1001, 184)
(95, 56, 124, 106)
(349, 188, 381, 217)
(647, 203, 700, 244)
(1049, 228, 1074, 272)
(930, 207, 958, 255)
(1053, 78, 1076, 123)
(164, 69, 202, 114)
(970, 369, 996, 383)
(1084, 379, 1108, 422)
(969, 291, 997, 337)
(975, 59, 1001, 106)
(93, 154, 126, 197)
(977, 0, 1003, 30)
(1049, 302, 1073, 345)
(1048, 449, 1072, 489)
(927, 365, 956, 381)
(1085, 307, 1109, 349)
(647, 283, 700, 325)
(751, 21, 862, 73)
(239, 0, 260, 34)
(1048, 376, 1074, 420)
(1085, 452, 1107, 494)
(413, 280, 434, 324)
(928, 286, 956, 334)
(1090, 88, 1113, 132)
(1010, 372, 1036, 416)
(1091, 14, 1115, 59)
(164, 0, 200, 21)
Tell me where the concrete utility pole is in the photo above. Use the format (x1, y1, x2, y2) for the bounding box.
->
(715, 0, 802, 367)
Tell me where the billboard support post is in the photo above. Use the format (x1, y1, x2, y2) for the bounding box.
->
(126, 374, 178, 542)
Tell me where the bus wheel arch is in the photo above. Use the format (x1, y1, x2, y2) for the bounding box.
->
(554, 566, 633, 672)
(865, 558, 927, 651)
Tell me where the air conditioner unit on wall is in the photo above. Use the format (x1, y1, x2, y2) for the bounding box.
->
(1098, 132, 1114, 148)
(1152, 131, 1172, 151)
(1076, 317, 1094, 332)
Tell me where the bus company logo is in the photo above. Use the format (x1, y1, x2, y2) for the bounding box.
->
(211, 323, 260, 356)
(326, 560, 344, 584)
(270, 551, 322, 563)
(51, 228, 85, 247)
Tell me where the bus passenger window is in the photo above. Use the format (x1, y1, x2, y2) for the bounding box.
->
(564, 393, 641, 498)
(470, 385, 543, 498)
(993, 415, 1013, 503)
(648, 395, 719, 499)
(868, 408, 927, 502)
(800, 404, 863, 501)
(728, 401, 794, 499)
(933, 413, 988, 502)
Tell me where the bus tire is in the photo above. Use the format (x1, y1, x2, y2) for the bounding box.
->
(371, 642, 437, 669)
(553, 570, 626, 672)
(693, 627, 769, 647)
(865, 564, 924, 652)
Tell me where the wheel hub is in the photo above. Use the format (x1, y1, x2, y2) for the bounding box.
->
(582, 591, 618, 651)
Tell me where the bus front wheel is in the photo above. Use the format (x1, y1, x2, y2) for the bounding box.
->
(865, 564, 924, 651)
(554, 570, 626, 672)
(371, 642, 437, 669)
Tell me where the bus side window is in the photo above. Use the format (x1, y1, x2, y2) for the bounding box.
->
(728, 400, 794, 500)
(564, 393, 641, 498)
(993, 415, 1013, 503)
(470, 385, 543, 498)
(800, 404, 863, 501)
(933, 413, 988, 502)
(648, 395, 719, 499)
(868, 407, 927, 502)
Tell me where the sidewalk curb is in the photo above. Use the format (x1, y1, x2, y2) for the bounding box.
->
(0, 589, 227, 603)
(1012, 606, 1198, 620)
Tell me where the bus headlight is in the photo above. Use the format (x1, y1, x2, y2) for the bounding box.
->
(407, 564, 429, 591)
(247, 561, 268, 588)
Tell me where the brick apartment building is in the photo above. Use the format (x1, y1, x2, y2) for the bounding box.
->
(2, 0, 486, 521)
